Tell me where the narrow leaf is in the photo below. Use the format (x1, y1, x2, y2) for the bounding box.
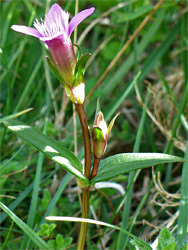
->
(91, 153, 185, 184)
(0, 108, 33, 123)
(4, 119, 89, 185)
(46, 216, 152, 249)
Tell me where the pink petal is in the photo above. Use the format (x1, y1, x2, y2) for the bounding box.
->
(39, 31, 63, 42)
(68, 7, 95, 36)
(45, 4, 64, 23)
(11, 25, 42, 38)
(45, 4, 69, 34)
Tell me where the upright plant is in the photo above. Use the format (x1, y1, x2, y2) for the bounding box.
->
(1, 3, 185, 250)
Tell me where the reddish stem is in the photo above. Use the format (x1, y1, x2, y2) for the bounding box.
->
(75, 104, 91, 179)
(90, 157, 100, 180)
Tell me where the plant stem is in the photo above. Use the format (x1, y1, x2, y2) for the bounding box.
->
(75, 104, 91, 179)
(90, 157, 100, 180)
(77, 187, 90, 250)
(75, 103, 91, 249)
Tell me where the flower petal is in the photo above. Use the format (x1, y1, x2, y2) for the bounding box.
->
(45, 4, 69, 35)
(11, 25, 41, 38)
(39, 31, 63, 42)
(68, 7, 95, 36)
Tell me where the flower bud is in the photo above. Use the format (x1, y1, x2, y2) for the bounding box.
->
(92, 111, 119, 159)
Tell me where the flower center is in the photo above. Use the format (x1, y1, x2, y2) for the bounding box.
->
(33, 11, 69, 37)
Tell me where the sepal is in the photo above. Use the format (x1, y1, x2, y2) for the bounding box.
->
(73, 53, 91, 87)
(46, 56, 65, 85)
(46, 53, 90, 104)
(107, 112, 119, 139)
(95, 98, 101, 117)
(64, 53, 90, 104)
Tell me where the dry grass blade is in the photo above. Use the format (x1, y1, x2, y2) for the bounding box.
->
(135, 85, 186, 152)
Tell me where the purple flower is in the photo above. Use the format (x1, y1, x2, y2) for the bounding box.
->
(11, 4, 94, 88)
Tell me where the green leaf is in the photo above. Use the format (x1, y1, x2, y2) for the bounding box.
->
(130, 239, 147, 250)
(157, 228, 175, 249)
(64, 237, 73, 248)
(91, 153, 185, 184)
(0, 202, 51, 250)
(37, 223, 56, 238)
(56, 234, 65, 248)
(47, 234, 70, 250)
(4, 119, 89, 185)
(47, 240, 56, 249)
(163, 242, 177, 250)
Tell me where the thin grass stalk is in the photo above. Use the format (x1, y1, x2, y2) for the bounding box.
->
(122, 91, 150, 248)
(14, 58, 43, 113)
(181, 12, 188, 85)
(77, 0, 138, 46)
(117, 90, 150, 249)
(86, 0, 164, 101)
(1, 220, 14, 250)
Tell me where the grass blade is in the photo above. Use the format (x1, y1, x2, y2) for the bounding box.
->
(177, 142, 188, 247)
(0, 108, 33, 123)
(117, 89, 150, 249)
(46, 216, 152, 250)
(139, 22, 180, 83)
(0, 202, 51, 250)
(14, 58, 43, 112)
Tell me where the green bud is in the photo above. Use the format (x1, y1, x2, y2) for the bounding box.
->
(92, 110, 119, 159)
